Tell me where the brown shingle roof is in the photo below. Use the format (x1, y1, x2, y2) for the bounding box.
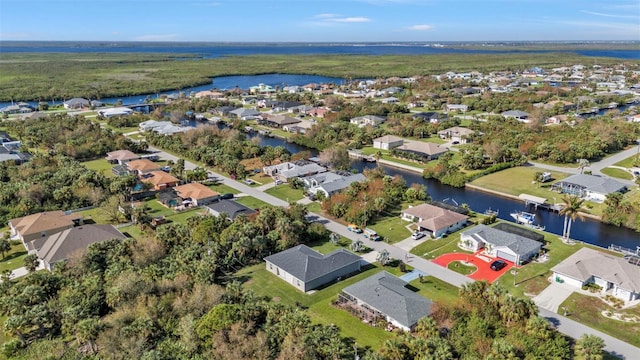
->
(143, 171, 179, 186)
(126, 159, 161, 172)
(403, 204, 468, 232)
(397, 141, 448, 156)
(9, 211, 82, 238)
(106, 150, 139, 162)
(174, 183, 220, 200)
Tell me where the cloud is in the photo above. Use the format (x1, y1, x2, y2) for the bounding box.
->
(133, 34, 180, 41)
(408, 24, 433, 31)
(580, 10, 639, 19)
(313, 14, 371, 23)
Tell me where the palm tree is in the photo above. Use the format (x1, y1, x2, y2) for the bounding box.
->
(350, 240, 364, 252)
(558, 195, 585, 240)
(376, 249, 390, 266)
(577, 158, 590, 174)
(575, 334, 605, 360)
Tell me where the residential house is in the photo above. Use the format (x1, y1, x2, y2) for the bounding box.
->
(303, 172, 367, 199)
(459, 224, 542, 264)
(413, 112, 448, 124)
(306, 106, 330, 118)
(0, 103, 33, 115)
(551, 247, 640, 302)
(138, 120, 192, 135)
(444, 104, 468, 113)
(249, 83, 276, 95)
(551, 174, 627, 203)
(126, 159, 161, 175)
(35, 224, 127, 271)
(394, 141, 448, 161)
(264, 100, 303, 112)
(140, 171, 180, 191)
(206, 199, 258, 220)
(401, 203, 469, 238)
(501, 110, 530, 123)
(372, 135, 404, 150)
(98, 107, 134, 118)
(263, 160, 327, 182)
(174, 183, 220, 206)
(260, 114, 301, 128)
(380, 97, 399, 104)
(8, 211, 83, 250)
(264, 245, 362, 292)
(339, 271, 432, 331)
(195, 90, 225, 99)
(111, 164, 130, 177)
(0, 134, 31, 164)
(437, 126, 476, 143)
(213, 106, 239, 116)
(350, 115, 386, 128)
(106, 150, 140, 165)
(546, 114, 569, 125)
(229, 108, 261, 120)
(63, 98, 90, 109)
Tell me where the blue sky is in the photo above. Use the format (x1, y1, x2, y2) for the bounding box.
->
(1, 0, 639, 42)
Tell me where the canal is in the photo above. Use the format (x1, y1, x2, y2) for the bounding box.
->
(244, 129, 639, 250)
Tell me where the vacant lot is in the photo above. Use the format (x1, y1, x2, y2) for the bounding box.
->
(469, 166, 571, 201)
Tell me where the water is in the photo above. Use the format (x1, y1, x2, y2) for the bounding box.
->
(237, 127, 640, 250)
(1, 41, 638, 59)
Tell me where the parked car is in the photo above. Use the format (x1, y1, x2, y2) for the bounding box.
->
(411, 231, 425, 240)
(275, 179, 283, 185)
(243, 179, 254, 185)
(347, 224, 363, 233)
(490, 260, 507, 271)
(363, 228, 381, 241)
(220, 193, 234, 200)
(161, 165, 171, 172)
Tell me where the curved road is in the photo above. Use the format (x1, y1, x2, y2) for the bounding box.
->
(149, 146, 639, 359)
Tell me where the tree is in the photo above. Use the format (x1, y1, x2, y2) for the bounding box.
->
(577, 158, 590, 174)
(172, 158, 185, 179)
(329, 232, 340, 245)
(350, 240, 364, 252)
(24, 254, 40, 272)
(559, 195, 585, 240)
(0, 238, 11, 260)
(376, 249, 390, 266)
(575, 334, 605, 360)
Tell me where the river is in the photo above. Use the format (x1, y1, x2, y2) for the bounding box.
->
(241, 128, 639, 250)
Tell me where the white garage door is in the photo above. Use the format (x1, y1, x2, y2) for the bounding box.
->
(496, 250, 516, 263)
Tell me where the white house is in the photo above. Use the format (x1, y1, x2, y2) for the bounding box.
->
(460, 225, 542, 265)
(551, 247, 640, 302)
(350, 115, 386, 128)
(551, 174, 628, 203)
(373, 135, 404, 150)
(401, 203, 468, 238)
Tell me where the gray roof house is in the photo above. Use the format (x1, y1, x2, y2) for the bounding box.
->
(206, 199, 257, 220)
(551, 174, 627, 203)
(460, 224, 542, 265)
(63, 98, 90, 109)
(229, 108, 261, 120)
(552, 247, 640, 302)
(34, 224, 126, 271)
(501, 110, 530, 123)
(350, 115, 386, 127)
(339, 271, 432, 331)
(303, 171, 367, 198)
(264, 245, 362, 292)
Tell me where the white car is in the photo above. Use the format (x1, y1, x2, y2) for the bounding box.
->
(411, 231, 426, 240)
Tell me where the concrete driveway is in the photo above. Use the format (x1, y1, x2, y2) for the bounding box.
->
(533, 281, 575, 313)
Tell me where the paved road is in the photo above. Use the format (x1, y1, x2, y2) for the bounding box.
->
(148, 146, 639, 358)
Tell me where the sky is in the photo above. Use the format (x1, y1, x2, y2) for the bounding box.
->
(1, 0, 639, 42)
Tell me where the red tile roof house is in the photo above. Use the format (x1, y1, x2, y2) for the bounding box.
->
(126, 159, 162, 175)
(174, 183, 220, 206)
(141, 171, 180, 191)
(8, 211, 83, 251)
(105, 150, 140, 165)
(401, 203, 469, 238)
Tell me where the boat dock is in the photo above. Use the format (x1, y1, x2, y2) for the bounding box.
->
(519, 193, 562, 212)
(608, 244, 640, 257)
(348, 149, 377, 162)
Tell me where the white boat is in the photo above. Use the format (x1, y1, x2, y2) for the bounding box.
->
(510, 211, 535, 225)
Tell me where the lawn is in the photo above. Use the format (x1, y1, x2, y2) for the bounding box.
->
(447, 261, 477, 275)
(235, 196, 271, 209)
(367, 215, 412, 244)
(82, 158, 116, 178)
(359, 147, 431, 170)
(0, 243, 28, 273)
(265, 185, 305, 202)
(305, 201, 322, 213)
(600, 167, 633, 180)
(469, 166, 571, 201)
(207, 183, 241, 195)
(409, 276, 461, 303)
(613, 154, 639, 168)
(559, 292, 640, 348)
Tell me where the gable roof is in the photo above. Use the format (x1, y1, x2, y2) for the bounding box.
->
(174, 183, 220, 200)
(396, 141, 448, 156)
(403, 203, 469, 231)
(9, 211, 82, 238)
(36, 224, 126, 266)
(501, 110, 530, 118)
(342, 271, 432, 329)
(552, 247, 640, 292)
(106, 150, 139, 162)
(264, 244, 361, 282)
(319, 173, 367, 194)
(462, 225, 541, 256)
(206, 199, 257, 220)
(264, 115, 301, 126)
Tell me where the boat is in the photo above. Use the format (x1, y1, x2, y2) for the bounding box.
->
(484, 208, 499, 216)
(510, 211, 535, 225)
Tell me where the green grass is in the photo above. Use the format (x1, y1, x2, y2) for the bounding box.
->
(613, 154, 640, 168)
(469, 166, 571, 202)
(82, 158, 116, 178)
(235, 196, 271, 209)
(359, 147, 431, 170)
(367, 215, 412, 244)
(560, 292, 640, 348)
(265, 185, 305, 202)
(447, 261, 477, 275)
(409, 276, 461, 303)
(305, 201, 322, 213)
(0, 243, 28, 273)
(207, 183, 240, 195)
(600, 167, 633, 180)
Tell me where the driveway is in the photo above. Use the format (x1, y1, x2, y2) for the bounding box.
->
(432, 252, 514, 283)
(533, 281, 575, 313)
